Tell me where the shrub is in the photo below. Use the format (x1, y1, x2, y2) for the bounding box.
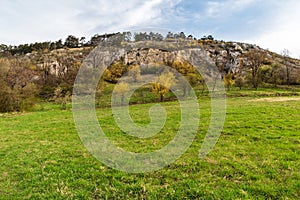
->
(0, 83, 39, 112)
(53, 86, 71, 110)
(0, 57, 40, 112)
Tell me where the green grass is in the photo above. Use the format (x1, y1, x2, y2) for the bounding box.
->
(0, 95, 299, 199)
(97, 83, 300, 108)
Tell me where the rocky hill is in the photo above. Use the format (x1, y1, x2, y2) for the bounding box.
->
(24, 37, 300, 85)
(1, 33, 300, 98)
(1, 33, 300, 112)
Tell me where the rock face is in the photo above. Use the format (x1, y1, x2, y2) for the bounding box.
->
(28, 47, 91, 78)
(27, 40, 300, 82)
(124, 48, 177, 66)
(120, 41, 257, 74)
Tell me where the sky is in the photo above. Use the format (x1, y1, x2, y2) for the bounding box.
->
(0, 0, 299, 58)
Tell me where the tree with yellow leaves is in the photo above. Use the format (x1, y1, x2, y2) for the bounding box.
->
(152, 70, 176, 102)
(114, 82, 129, 105)
(223, 73, 235, 91)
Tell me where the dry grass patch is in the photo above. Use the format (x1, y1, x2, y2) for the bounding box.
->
(249, 97, 300, 102)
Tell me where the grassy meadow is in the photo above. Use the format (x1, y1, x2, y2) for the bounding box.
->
(0, 89, 299, 199)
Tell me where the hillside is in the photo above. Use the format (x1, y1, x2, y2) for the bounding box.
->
(21, 35, 300, 81)
(0, 32, 300, 111)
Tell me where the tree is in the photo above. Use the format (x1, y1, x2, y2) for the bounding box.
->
(64, 35, 79, 48)
(179, 73, 203, 97)
(152, 70, 176, 102)
(53, 86, 71, 110)
(223, 73, 235, 91)
(128, 65, 141, 82)
(171, 60, 195, 75)
(108, 32, 127, 45)
(0, 57, 39, 112)
(148, 32, 163, 41)
(234, 58, 246, 90)
(79, 37, 86, 46)
(134, 32, 148, 42)
(123, 32, 132, 42)
(103, 62, 127, 83)
(171, 60, 202, 96)
(95, 75, 107, 108)
(207, 35, 214, 40)
(55, 39, 64, 49)
(234, 76, 245, 90)
(35, 49, 53, 87)
(90, 34, 105, 46)
(187, 35, 194, 41)
(281, 49, 292, 85)
(0, 44, 9, 52)
(270, 64, 285, 87)
(166, 32, 175, 42)
(211, 52, 227, 92)
(114, 82, 129, 105)
(244, 49, 267, 89)
(178, 32, 186, 40)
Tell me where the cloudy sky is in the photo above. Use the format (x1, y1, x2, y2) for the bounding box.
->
(0, 0, 299, 57)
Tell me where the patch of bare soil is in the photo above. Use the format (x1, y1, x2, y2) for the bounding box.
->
(249, 97, 300, 102)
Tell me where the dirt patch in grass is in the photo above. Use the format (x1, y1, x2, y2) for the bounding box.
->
(249, 97, 300, 102)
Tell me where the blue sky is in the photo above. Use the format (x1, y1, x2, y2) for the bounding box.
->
(0, 0, 299, 57)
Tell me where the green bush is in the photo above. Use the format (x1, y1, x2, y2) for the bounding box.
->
(0, 83, 40, 113)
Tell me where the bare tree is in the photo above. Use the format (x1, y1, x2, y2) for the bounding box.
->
(244, 49, 267, 89)
(281, 49, 292, 85)
(0, 57, 39, 112)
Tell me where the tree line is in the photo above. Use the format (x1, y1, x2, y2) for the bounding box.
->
(0, 32, 214, 56)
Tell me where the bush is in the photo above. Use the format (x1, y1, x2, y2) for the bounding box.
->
(0, 86, 19, 112)
(53, 86, 71, 110)
(0, 57, 40, 113)
(0, 84, 39, 112)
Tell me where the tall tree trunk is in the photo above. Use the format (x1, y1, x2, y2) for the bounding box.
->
(160, 93, 164, 102)
(286, 65, 290, 85)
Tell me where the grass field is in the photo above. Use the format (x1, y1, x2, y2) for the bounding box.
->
(0, 92, 299, 199)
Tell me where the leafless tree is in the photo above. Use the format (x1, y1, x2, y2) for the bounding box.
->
(245, 49, 267, 89)
(281, 49, 292, 85)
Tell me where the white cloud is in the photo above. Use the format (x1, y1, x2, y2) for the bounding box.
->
(245, 1, 300, 58)
(205, 0, 259, 18)
(0, 0, 299, 59)
(0, 0, 181, 45)
(90, 0, 173, 32)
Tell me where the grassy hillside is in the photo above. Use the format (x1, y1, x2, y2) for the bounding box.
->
(0, 94, 299, 199)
